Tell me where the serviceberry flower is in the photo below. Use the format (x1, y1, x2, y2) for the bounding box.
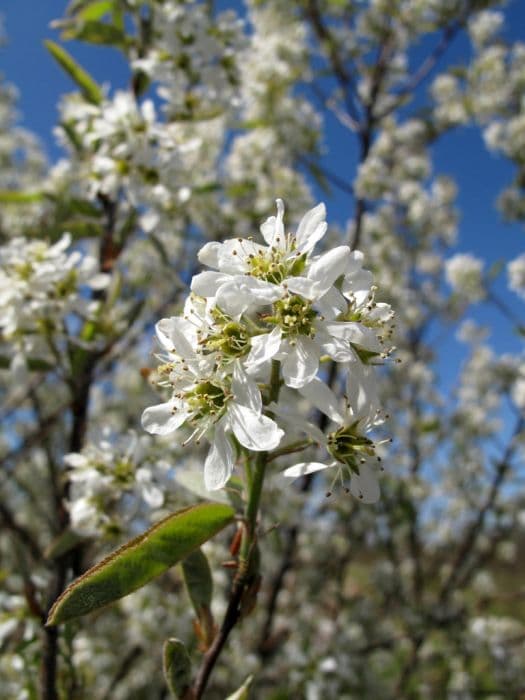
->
(279, 364, 387, 503)
(142, 322, 283, 489)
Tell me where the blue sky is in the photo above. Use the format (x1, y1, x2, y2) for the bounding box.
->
(1, 1, 524, 383)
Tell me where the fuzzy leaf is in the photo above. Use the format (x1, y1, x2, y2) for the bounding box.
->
(182, 548, 212, 613)
(47, 503, 235, 625)
(163, 638, 193, 699)
(45, 40, 103, 104)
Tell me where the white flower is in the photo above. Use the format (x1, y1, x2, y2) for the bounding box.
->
(142, 338, 283, 489)
(279, 363, 385, 503)
(468, 11, 504, 48)
(445, 253, 485, 301)
(508, 253, 525, 299)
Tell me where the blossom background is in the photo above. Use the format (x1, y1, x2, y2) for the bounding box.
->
(1, 1, 525, 699)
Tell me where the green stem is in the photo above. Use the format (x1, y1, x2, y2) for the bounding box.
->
(192, 360, 282, 698)
(245, 451, 267, 540)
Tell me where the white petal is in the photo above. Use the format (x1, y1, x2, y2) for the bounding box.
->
(215, 278, 281, 316)
(204, 424, 234, 490)
(298, 377, 345, 424)
(260, 198, 285, 247)
(307, 246, 350, 297)
(136, 470, 164, 508)
(316, 286, 347, 319)
(342, 268, 374, 306)
(88, 273, 110, 290)
(63, 453, 89, 469)
(281, 337, 319, 389)
(232, 361, 262, 412)
(191, 271, 231, 297)
(325, 321, 382, 353)
(268, 401, 326, 445)
(156, 317, 197, 356)
(285, 276, 318, 300)
(198, 241, 221, 268)
(350, 463, 380, 503)
(217, 239, 264, 274)
(141, 400, 189, 435)
(318, 329, 356, 362)
(346, 361, 381, 425)
(283, 461, 331, 478)
(295, 202, 327, 254)
(228, 404, 284, 451)
(245, 327, 282, 369)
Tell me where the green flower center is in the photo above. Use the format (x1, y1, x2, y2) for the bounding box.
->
(204, 309, 250, 358)
(327, 424, 375, 473)
(186, 381, 229, 422)
(272, 295, 317, 338)
(247, 248, 305, 284)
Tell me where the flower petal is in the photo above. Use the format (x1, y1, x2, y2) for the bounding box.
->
(245, 326, 282, 369)
(141, 400, 189, 435)
(285, 276, 318, 300)
(307, 246, 350, 297)
(281, 337, 319, 388)
(346, 361, 381, 425)
(215, 277, 281, 316)
(298, 377, 345, 424)
(228, 404, 284, 451)
(324, 321, 382, 353)
(342, 264, 374, 306)
(350, 463, 380, 503)
(198, 241, 221, 269)
(156, 317, 197, 357)
(232, 361, 262, 413)
(295, 202, 327, 254)
(191, 271, 231, 297)
(268, 401, 326, 445)
(260, 198, 285, 247)
(283, 461, 330, 478)
(204, 423, 234, 490)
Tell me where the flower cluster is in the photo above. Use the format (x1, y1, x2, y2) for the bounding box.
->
(0, 233, 107, 372)
(65, 431, 174, 538)
(142, 201, 393, 498)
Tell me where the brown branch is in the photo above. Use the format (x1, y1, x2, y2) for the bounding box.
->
(438, 417, 524, 606)
(192, 574, 247, 698)
(40, 195, 121, 700)
(0, 501, 42, 560)
(303, 0, 361, 125)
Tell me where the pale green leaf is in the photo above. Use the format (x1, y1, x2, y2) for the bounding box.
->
(45, 40, 103, 104)
(182, 548, 212, 613)
(0, 190, 43, 204)
(163, 638, 192, 699)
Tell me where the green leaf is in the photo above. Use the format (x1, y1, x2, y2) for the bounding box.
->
(0, 190, 43, 204)
(226, 675, 254, 700)
(46, 503, 235, 625)
(182, 548, 212, 613)
(163, 638, 192, 699)
(44, 40, 103, 104)
(66, 20, 128, 46)
(182, 549, 216, 649)
(76, 0, 113, 22)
